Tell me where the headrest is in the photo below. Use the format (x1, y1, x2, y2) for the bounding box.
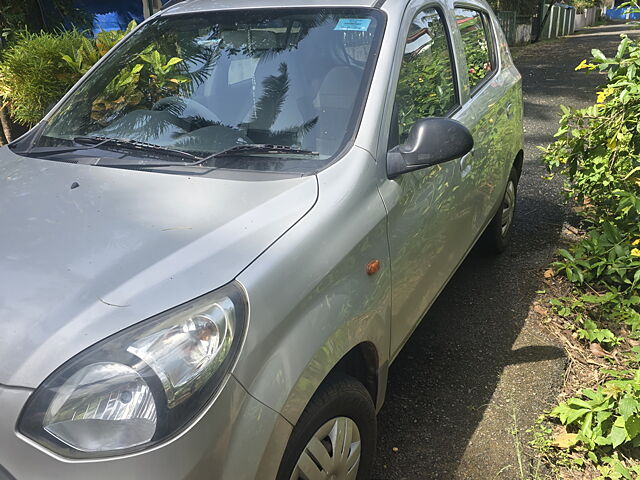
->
(220, 30, 278, 51)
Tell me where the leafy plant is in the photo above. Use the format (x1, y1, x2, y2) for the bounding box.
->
(551, 372, 640, 456)
(551, 290, 640, 342)
(542, 35, 640, 308)
(0, 22, 137, 126)
(596, 454, 640, 479)
(567, 0, 598, 14)
(457, 15, 493, 89)
(396, 16, 456, 140)
(90, 40, 191, 126)
(61, 22, 136, 77)
(543, 38, 640, 237)
(0, 2, 31, 46)
(554, 225, 640, 292)
(538, 32, 640, 476)
(0, 29, 90, 124)
(578, 317, 621, 347)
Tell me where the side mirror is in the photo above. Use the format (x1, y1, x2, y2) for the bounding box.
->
(387, 117, 474, 179)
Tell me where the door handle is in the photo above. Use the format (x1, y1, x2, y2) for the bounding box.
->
(505, 102, 514, 118)
(459, 151, 473, 178)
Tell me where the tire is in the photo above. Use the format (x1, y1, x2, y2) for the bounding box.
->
(481, 166, 519, 254)
(276, 374, 376, 480)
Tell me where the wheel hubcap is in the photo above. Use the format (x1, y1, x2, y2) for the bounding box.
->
(289, 417, 361, 480)
(501, 180, 516, 237)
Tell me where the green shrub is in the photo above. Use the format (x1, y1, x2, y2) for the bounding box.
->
(568, 0, 598, 14)
(542, 38, 640, 296)
(553, 224, 640, 293)
(551, 372, 640, 456)
(0, 29, 88, 124)
(544, 45, 639, 225)
(549, 291, 640, 348)
(0, 24, 133, 126)
(539, 35, 640, 474)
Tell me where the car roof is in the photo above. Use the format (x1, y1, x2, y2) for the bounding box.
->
(161, 0, 385, 16)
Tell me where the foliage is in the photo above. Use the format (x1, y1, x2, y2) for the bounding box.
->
(538, 33, 640, 475)
(0, 0, 91, 47)
(542, 36, 640, 297)
(550, 289, 640, 348)
(0, 1, 33, 45)
(553, 226, 640, 292)
(60, 22, 136, 77)
(0, 29, 88, 124)
(485, 0, 540, 16)
(0, 24, 134, 125)
(457, 15, 493, 90)
(567, 0, 598, 14)
(596, 454, 640, 480)
(551, 371, 640, 456)
(88, 34, 192, 125)
(396, 15, 456, 140)
(544, 38, 640, 238)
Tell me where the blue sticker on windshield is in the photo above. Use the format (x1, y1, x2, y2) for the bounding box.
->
(334, 18, 372, 32)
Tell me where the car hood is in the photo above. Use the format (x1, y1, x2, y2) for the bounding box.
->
(0, 149, 318, 388)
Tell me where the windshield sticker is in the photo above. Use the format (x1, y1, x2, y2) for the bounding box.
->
(334, 18, 372, 32)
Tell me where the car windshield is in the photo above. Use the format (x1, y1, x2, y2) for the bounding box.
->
(22, 8, 384, 174)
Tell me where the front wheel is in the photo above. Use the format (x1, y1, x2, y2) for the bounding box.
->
(481, 166, 519, 254)
(276, 374, 376, 480)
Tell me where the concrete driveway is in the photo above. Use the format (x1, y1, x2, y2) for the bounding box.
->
(372, 23, 637, 480)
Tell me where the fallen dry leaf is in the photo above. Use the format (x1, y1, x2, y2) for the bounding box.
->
(553, 432, 578, 449)
(562, 225, 582, 238)
(544, 269, 555, 278)
(533, 304, 548, 316)
(590, 343, 609, 358)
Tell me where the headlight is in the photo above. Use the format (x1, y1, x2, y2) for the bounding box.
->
(18, 282, 247, 459)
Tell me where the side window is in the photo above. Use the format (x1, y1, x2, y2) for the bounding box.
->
(454, 8, 495, 92)
(393, 8, 457, 144)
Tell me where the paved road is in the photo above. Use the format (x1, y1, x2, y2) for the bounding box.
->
(372, 23, 637, 480)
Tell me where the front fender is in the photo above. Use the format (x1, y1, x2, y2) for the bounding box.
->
(233, 147, 391, 426)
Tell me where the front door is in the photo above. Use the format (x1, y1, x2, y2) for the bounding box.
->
(381, 5, 471, 358)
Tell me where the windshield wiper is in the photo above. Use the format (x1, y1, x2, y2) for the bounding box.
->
(74, 136, 203, 162)
(81, 143, 320, 169)
(212, 144, 319, 158)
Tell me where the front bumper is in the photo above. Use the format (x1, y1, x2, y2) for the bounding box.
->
(0, 376, 291, 480)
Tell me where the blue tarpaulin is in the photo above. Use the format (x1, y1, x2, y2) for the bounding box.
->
(73, 0, 144, 34)
(604, 7, 640, 20)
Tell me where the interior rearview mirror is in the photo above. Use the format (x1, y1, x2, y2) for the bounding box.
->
(387, 117, 474, 179)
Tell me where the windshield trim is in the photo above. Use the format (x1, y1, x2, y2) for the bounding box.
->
(161, 1, 379, 16)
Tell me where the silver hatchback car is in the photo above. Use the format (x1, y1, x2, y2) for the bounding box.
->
(0, 0, 522, 478)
